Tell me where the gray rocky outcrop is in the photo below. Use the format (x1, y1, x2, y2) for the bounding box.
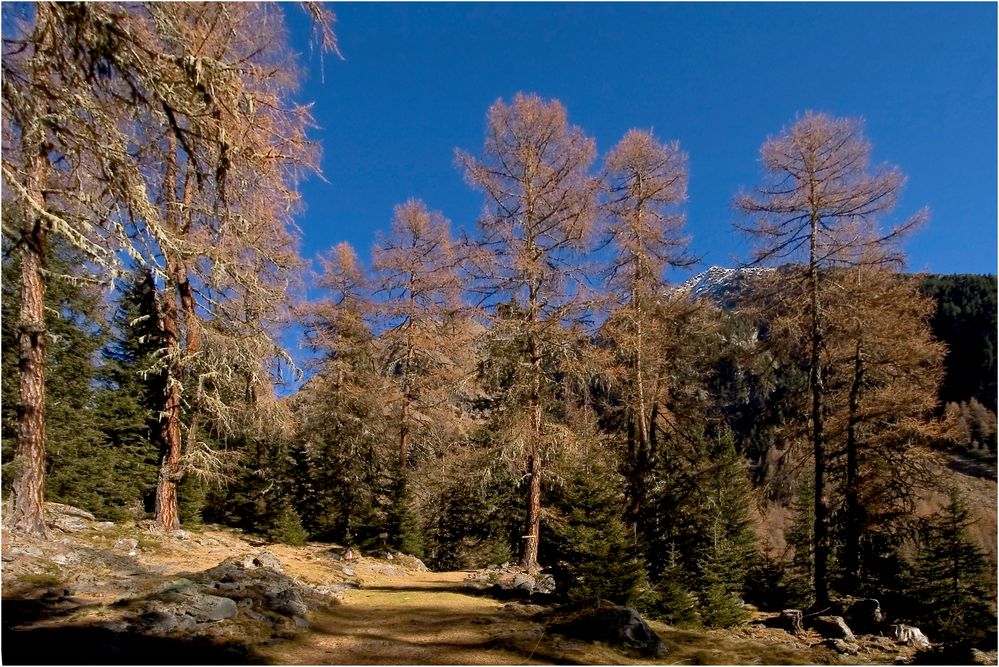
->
(548, 604, 667, 658)
(811, 615, 856, 641)
(891, 624, 930, 649)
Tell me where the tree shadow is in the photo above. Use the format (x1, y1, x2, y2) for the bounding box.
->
(2, 583, 265, 665)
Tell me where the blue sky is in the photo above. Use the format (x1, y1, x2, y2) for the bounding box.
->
(283, 2, 996, 280)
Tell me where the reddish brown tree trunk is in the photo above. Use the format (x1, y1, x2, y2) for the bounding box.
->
(520, 328, 543, 572)
(808, 214, 831, 608)
(10, 157, 49, 537)
(155, 263, 183, 531)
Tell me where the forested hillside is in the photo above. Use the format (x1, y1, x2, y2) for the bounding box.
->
(2, 3, 995, 661)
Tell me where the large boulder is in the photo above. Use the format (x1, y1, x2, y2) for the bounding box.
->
(549, 605, 667, 658)
(844, 598, 884, 634)
(824, 638, 861, 655)
(185, 593, 238, 622)
(891, 624, 930, 649)
(811, 615, 856, 641)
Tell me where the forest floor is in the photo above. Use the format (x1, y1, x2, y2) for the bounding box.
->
(1, 505, 921, 665)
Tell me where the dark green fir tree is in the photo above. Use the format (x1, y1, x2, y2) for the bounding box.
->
(910, 489, 996, 648)
(545, 456, 647, 607)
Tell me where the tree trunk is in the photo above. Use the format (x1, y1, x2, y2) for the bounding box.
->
(843, 339, 865, 593)
(520, 324, 543, 572)
(155, 266, 183, 531)
(522, 438, 542, 572)
(10, 155, 49, 537)
(808, 214, 830, 608)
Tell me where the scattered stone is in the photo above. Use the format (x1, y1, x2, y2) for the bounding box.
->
(170, 529, 192, 540)
(341, 566, 356, 577)
(844, 598, 884, 634)
(114, 538, 139, 554)
(512, 573, 535, 591)
(185, 593, 238, 622)
(137, 609, 197, 634)
(891, 624, 930, 649)
(11, 546, 45, 558)
(549, 605, 667, 658)
(46, 503, 97, 521)
(811, 615, 855, 641)
(197, 537, 221, 547)
(825, 638, 861, 655)
(970, 648, 998, 665)
(252, 552, 283, 571)
(49, 515, 89, 533)
(534, 574, 555, 594)
(394, 554, 428, 572)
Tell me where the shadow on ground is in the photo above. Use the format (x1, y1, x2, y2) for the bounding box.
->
(2, 588, 265, 665)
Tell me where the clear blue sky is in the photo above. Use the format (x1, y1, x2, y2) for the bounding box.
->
(284, 2, 997, 279)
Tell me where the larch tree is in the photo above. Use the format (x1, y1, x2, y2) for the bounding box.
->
(822, 259, 944, 594)
(2, 2, 331, 533)
(600, 128, 694, 534)
(735, 112, 926, 606)
(457, 93, 598, 571)
(371, 199, 465, 469)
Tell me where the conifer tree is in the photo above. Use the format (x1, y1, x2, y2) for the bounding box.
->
(693, 432, 757, 627)
(910, 489, 996, 647)
(546, 450, 647, 606)
(457, 93, 598, 571)
(599, 129, 694, 535)
(735, 112, 927, 606)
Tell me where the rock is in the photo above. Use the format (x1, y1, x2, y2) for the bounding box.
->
(970, 649, 998, 665)
(341, 566, 356, 577)
(137, 609, 197, 634)
(292, 615, 310, 628)
(266, 587, 308, 617)
(779, 609, 805, 635)
(170, 529, 192, 541)
(549, 605, 667, 658)
(890, 624, 930, 648)
(534, 574, 555, 594)
(394, 554, 429, 572)
(844, 598, 884, 634)
(46, 503, 96, 521)
(50, 516, 89, 533)
(825, 638, 861, 655)
(12, 546, 45, 558)
(94, 521, 115, 530)
(114, 538, 139, 553)
(186, 593, 238, 622)
(253, 552, 283, 571)
(51, 554, 68, 565)
(197, 537, 221, 547)
(812, 615, 855, 641)
(512, 573, 536, 591)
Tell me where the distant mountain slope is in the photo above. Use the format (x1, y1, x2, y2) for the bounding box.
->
(680, 266, 998, 414)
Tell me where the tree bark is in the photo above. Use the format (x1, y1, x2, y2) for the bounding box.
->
(10, 154, 49, 537)
(808, 213, 830, 608)
(843, 339, 865, 593)
(155, 262, 183, 531)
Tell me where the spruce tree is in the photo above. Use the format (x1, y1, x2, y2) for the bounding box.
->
(545, 456, 647, 607)
(2, 234, 117, 518)
(910, 489, 996, 647)
(693, 431, 757, 627)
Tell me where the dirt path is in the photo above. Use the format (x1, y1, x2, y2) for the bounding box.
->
(257, 571, 556, 665)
